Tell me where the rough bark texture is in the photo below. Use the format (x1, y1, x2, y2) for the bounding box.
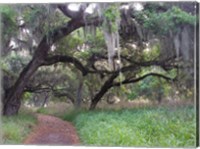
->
(75, 74, 84, 109)
(3, 58, 42, 115)
(89, 73, 118, 110)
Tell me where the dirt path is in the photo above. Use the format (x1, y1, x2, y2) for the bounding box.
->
(23, 114, 80, 145)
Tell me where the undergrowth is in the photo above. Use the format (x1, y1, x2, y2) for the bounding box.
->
(2, 108, 36, 144)
(62, 106, 196, 147)
(36, 102, 73, 117)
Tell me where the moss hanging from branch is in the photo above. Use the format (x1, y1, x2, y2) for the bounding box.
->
(101, 4, 121, 70)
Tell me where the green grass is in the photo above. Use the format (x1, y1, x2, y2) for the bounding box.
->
(2, 108, 37, 144)
(62, 106, 196, 147)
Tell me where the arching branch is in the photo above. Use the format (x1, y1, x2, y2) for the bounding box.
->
(42, 55, 88, 76)
(112, 73, 176, 87)
(89, 72, 176, 110)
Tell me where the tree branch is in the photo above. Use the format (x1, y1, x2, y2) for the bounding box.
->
(53, 90, 75, 104)
(42, 55, 88, 76)
(112, 73, 176, 87)
(87, 54, 177, 75)
(24, 86, 51, 93)
(90, 53, 177, 67)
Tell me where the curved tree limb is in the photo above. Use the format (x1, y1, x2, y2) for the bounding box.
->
(42, 55, 89, 76)
(112, 72, 176, 87)
(24, 86, 75, 104)
(89, 72, 176, 110)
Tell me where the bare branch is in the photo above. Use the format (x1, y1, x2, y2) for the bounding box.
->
(42, 55, 88, 76)
(112, 73, 176, 87)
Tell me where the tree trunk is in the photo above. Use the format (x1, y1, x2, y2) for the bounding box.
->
(89, 73, 118, 110)
(2, 19, 84, 116)
(75, 74, 84, 109)
(3, 58, 42, 115)
(41, 92, 49, 107)
(3, 32, 50, 116)
(89, 85, 112, 110)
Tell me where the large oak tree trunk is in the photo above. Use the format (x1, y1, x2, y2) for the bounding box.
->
(2, 19, 85, 116)
(3, 58, 42, 115)
(3, 31, 50, 116)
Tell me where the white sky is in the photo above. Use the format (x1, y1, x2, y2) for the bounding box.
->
(85, 3, 97, 14)
(67, 3, 144, 13)
(68, 4, 81, 12)
(132, 3, 144, 11)
(68, 3, 97, 14)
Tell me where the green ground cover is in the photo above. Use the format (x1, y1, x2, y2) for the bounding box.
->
(2, 108, 36, 144)
(62, 106, 196, 147)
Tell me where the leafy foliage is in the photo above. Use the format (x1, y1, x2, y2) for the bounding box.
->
(127, 76, 164, 101)
(142, 43, 161, 61)
(135, 6, 196, 35)
(23, 5, 55, 36)
(73, 28, 106, 59)
(0, 5, 18, 49)
(127, 67, 177, 101)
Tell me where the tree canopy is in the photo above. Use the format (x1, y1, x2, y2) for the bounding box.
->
(0, 2, 197, 115)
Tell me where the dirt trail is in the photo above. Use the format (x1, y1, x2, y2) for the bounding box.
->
(23, 114, 80, 145)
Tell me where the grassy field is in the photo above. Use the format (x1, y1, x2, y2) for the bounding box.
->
(2, 107, 37, 144)
(62, 106, 196, 147)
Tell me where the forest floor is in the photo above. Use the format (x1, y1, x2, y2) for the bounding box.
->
(23, 114, 80, 145)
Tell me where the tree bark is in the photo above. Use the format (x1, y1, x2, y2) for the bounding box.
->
(89, 73, 118, 110)
(75, 74, 84, 109)
(42, 55, 88, 76)
(41, 92, 49, 107)
(3, 58, 42, 115)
